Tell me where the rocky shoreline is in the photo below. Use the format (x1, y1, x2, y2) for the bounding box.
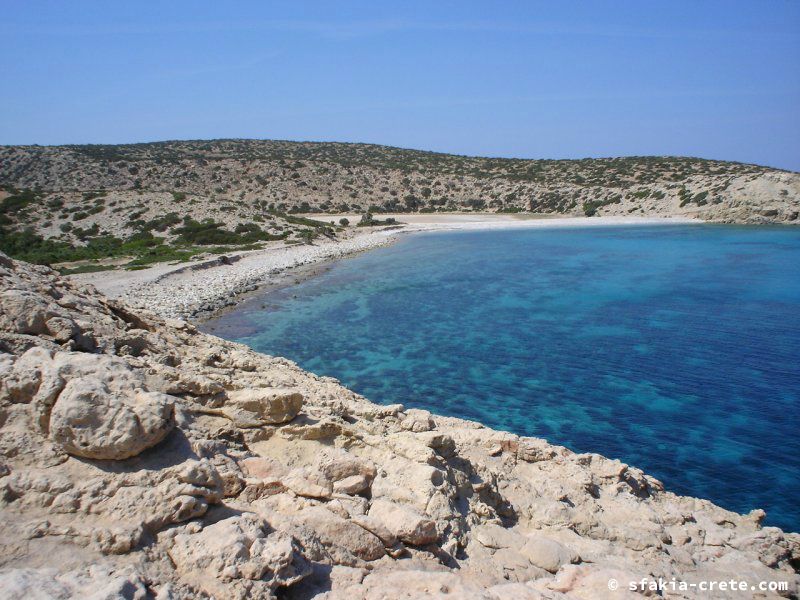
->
(118, 229, 398, 320)
(1, 248, 798, 599)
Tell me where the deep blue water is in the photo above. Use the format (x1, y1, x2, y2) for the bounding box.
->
(205, 225, 800, 532)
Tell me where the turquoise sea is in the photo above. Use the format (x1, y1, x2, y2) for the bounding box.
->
(204, 225, 800, 532)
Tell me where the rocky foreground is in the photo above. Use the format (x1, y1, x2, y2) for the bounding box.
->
(0, 251, 798, 599)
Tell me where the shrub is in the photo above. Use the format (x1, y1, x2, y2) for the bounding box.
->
(173, 218, 287, 245)
(134, 212, 181, 233)
(1, 190, 38, 214)
(357, 212, 397, 227)
(582, 195, 621, 216)
(297, 229, 317, 244)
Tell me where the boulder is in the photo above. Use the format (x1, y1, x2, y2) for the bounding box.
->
(0, 347, 62, 407)
(519, 534, 579, 574)
(416, 431, 457, 458)
(296, 506, 385, 562)
(0, 289, 56, 336)
(226, 388, 303, 425)
(386, 433, 437, 464)
(284, 467, 334, 499)
(400, 409, 435, 432)
(517, 438, 558, 463)
(320, 456, 377, 495)
(49, 376, 175, 459)
(350, 514, 400, 548)
(472, 523, 525, 550)
(370, 456, 445, 512)
(168, 514, 310, 599)
(368, 499, 438, 546)
(0, 289, 89, 348)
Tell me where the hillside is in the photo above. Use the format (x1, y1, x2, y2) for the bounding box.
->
(0, 251, 797, 598)
(1, 140, 798, 268)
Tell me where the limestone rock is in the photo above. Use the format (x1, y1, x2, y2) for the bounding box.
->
(168, 514, 310, 599)
(371, 456, 445, 512)
(386, 433, 438, 464)
(400, 409, 435, 432)
(0, 347, 59, 406)
(226, 388, 303, 425)
(295, 506, 386, 562)
(519, 534, 579, 574)
(0, 289, 61, 336)
(472, 523, 525, 550)
(369, 499, 438, 546)
(327, 569, 512, 599)
(284, 467, 334, 499)
(320, 456, 377, 495)
(535, 564, 647, 599)
(0, 252, 798, 599)
(49, 377, 175, 460)
(350, 514, 400, 547)
(517, 438, 558, 462)
(0, 565, 148, 600)
(239, 456, 289, 479)
(416, 431, 457, 458)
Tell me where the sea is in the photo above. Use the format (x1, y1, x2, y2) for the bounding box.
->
(203, 224, 800, 531)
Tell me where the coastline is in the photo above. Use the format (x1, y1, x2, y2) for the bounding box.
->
(70, 214, 699, 321)
(3, 251, 798, 597)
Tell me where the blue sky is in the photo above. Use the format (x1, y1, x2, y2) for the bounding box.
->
(1, 1, 799, 170)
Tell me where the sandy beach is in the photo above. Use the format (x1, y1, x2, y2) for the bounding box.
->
(70, 214, 698, 320)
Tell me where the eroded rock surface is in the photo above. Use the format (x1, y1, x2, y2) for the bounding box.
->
(0, 251, 798, 599)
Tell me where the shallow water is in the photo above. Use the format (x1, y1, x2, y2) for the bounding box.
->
(205, 225, 800, 531)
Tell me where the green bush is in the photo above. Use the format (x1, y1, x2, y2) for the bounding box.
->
(583, 195, 621, 216)
(132, 212, 181, 233)
(58, 263, 115, 275)
(173, 217, 287, 245)
(357, 212, 397, 227)
(1, 190, 38, 214)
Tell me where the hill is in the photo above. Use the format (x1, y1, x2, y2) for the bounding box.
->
(1, 140, 798, 267)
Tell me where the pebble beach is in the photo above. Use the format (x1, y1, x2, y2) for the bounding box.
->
(71, 215, 697, 320)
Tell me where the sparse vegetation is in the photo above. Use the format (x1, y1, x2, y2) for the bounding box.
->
(357, 212, 397, 227)
(583, 196, 622, 216)
(679, 188, 710, 208)
(173, 218, 287, 245)
(0, 140, 795, 267)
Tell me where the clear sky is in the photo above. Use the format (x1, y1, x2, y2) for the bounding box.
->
(1, 1, 799, 170)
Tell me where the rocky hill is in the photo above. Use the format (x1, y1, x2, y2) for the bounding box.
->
(1, 141, 798, 257)
(0, 252, 797, 598)
(2, 140, 798, 271)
